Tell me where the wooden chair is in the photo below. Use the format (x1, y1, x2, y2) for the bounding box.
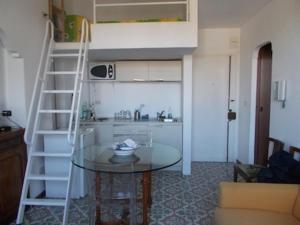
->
(289, 146, 300, 161)
(234, 137, 284, 182)
(267, 137, 285, 159)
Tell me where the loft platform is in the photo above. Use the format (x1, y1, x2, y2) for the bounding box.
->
(54, 43, 195, 60)
(91, 0, 197, 50)
(54, 0, 198, 59)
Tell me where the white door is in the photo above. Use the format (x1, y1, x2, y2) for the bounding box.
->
(0, 39, 5, 110)
(192, 55, 237, 162)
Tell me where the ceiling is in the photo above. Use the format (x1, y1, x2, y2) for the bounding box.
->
(198, 0, 272, 28)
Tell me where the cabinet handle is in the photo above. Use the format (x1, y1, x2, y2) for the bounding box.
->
(133, 78, 145, 82)
(113, 124, 127, 127)
(151, 125, 163, 128)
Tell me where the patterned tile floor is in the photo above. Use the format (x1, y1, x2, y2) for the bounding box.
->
(13, 162, 233, 225)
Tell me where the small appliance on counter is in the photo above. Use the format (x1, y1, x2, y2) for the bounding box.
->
(134, 110, 140, 121)
(89, 62, 115, 80)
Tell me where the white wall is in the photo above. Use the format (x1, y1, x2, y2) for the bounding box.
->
(89, 82, 182, 119)
(4, 52, 27, 127)
(194, 29, 240, 56)
(0, 0, 48, 124)
(239, 0, 300, 162)
(0, 0, 48, 197)
(192, 28, 240, 162)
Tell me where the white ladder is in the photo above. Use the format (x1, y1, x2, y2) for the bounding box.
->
(16, 19, 89, 225)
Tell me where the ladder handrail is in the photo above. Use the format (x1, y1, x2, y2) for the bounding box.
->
(67, 18, 89, 145)
(17, 18, 89, 225)
(24, 20, 54, 145)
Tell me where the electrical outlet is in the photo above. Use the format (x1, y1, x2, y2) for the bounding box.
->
(2, 110, 12, 117)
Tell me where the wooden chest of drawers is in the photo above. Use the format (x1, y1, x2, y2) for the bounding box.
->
(0, 129, 27, 225)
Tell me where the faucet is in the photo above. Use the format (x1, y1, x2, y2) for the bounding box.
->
(157, 110, 165, 121)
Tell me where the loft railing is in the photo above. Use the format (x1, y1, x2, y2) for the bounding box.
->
(67, 18, 89, 146)
(24, 20, 54, 145)
(93, 0, 190, 24)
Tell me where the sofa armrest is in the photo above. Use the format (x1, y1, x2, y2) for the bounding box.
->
(218, 182, 299, 214)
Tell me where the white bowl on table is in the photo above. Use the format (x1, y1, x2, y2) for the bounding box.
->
(113, 147, 135, 156)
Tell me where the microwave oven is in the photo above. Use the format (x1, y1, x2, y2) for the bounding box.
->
(89, 62, 115, 80)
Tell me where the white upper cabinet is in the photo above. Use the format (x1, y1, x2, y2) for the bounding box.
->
(116, 61, 148, 81)
(115, 60, 182, 82)
(148, 61, 182, 81)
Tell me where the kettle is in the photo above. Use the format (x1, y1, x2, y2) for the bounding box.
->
(134, 110, 140, 121)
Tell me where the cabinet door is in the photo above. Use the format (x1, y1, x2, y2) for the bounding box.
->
(113, 124, 149, 144)
(94, 124, 113, 144)
(150, 125, 182, 151)
(148, 61, 182, 81)
(116, 61, 148, 81)
(150, 124, 183, 170)
(0, 144, 26, 224)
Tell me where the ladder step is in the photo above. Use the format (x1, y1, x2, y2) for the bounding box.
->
(23, 198, 66, 206)
(46, 71, 78, 75)
(28, 175, 69, 181)
(39, 110, 72, 114)
(43, 90, 75, 94)
(31, 152, 72, 157)
(36, 130, 70, 135)
(50, 53, 80, 58)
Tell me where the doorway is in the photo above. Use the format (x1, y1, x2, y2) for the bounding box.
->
(192, 55, 237, 162)
(254, 43, 272, 166)
(0, 33, 5, 110)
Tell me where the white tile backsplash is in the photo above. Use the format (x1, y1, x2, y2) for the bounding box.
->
(88, 82, 182, 119)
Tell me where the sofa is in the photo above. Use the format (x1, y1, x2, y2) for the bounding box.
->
(214, 182, 300, 225)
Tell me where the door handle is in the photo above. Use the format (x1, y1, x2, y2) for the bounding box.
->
(260, 107, 263, 112)
(227, 110, 236, 121)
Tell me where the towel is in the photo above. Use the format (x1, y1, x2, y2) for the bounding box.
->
(113, 139, 137, 150)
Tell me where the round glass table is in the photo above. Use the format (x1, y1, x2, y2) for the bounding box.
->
(72, 143, 182, 225)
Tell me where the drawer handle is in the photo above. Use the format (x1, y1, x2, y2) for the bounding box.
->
(152, 125, 163, 128)
(133, 78, 146, 82)
(113, 124, 127, 127)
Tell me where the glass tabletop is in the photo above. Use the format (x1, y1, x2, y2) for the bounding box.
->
(72, 143, 182, 173)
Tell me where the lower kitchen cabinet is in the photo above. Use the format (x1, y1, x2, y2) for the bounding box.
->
(94, 124, 113, 144)
(150, 124, 182, 150)
(150, 124, 183, 170)
(0, 129, 27, 225)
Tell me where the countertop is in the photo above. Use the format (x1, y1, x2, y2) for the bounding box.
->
(80, 118, 183, 126)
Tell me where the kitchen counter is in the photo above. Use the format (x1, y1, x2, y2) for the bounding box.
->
(80, 118, 183, 126)
(80, 118, 183, 171)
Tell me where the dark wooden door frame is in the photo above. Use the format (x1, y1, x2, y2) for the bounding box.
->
(254, 43, 273, 166)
